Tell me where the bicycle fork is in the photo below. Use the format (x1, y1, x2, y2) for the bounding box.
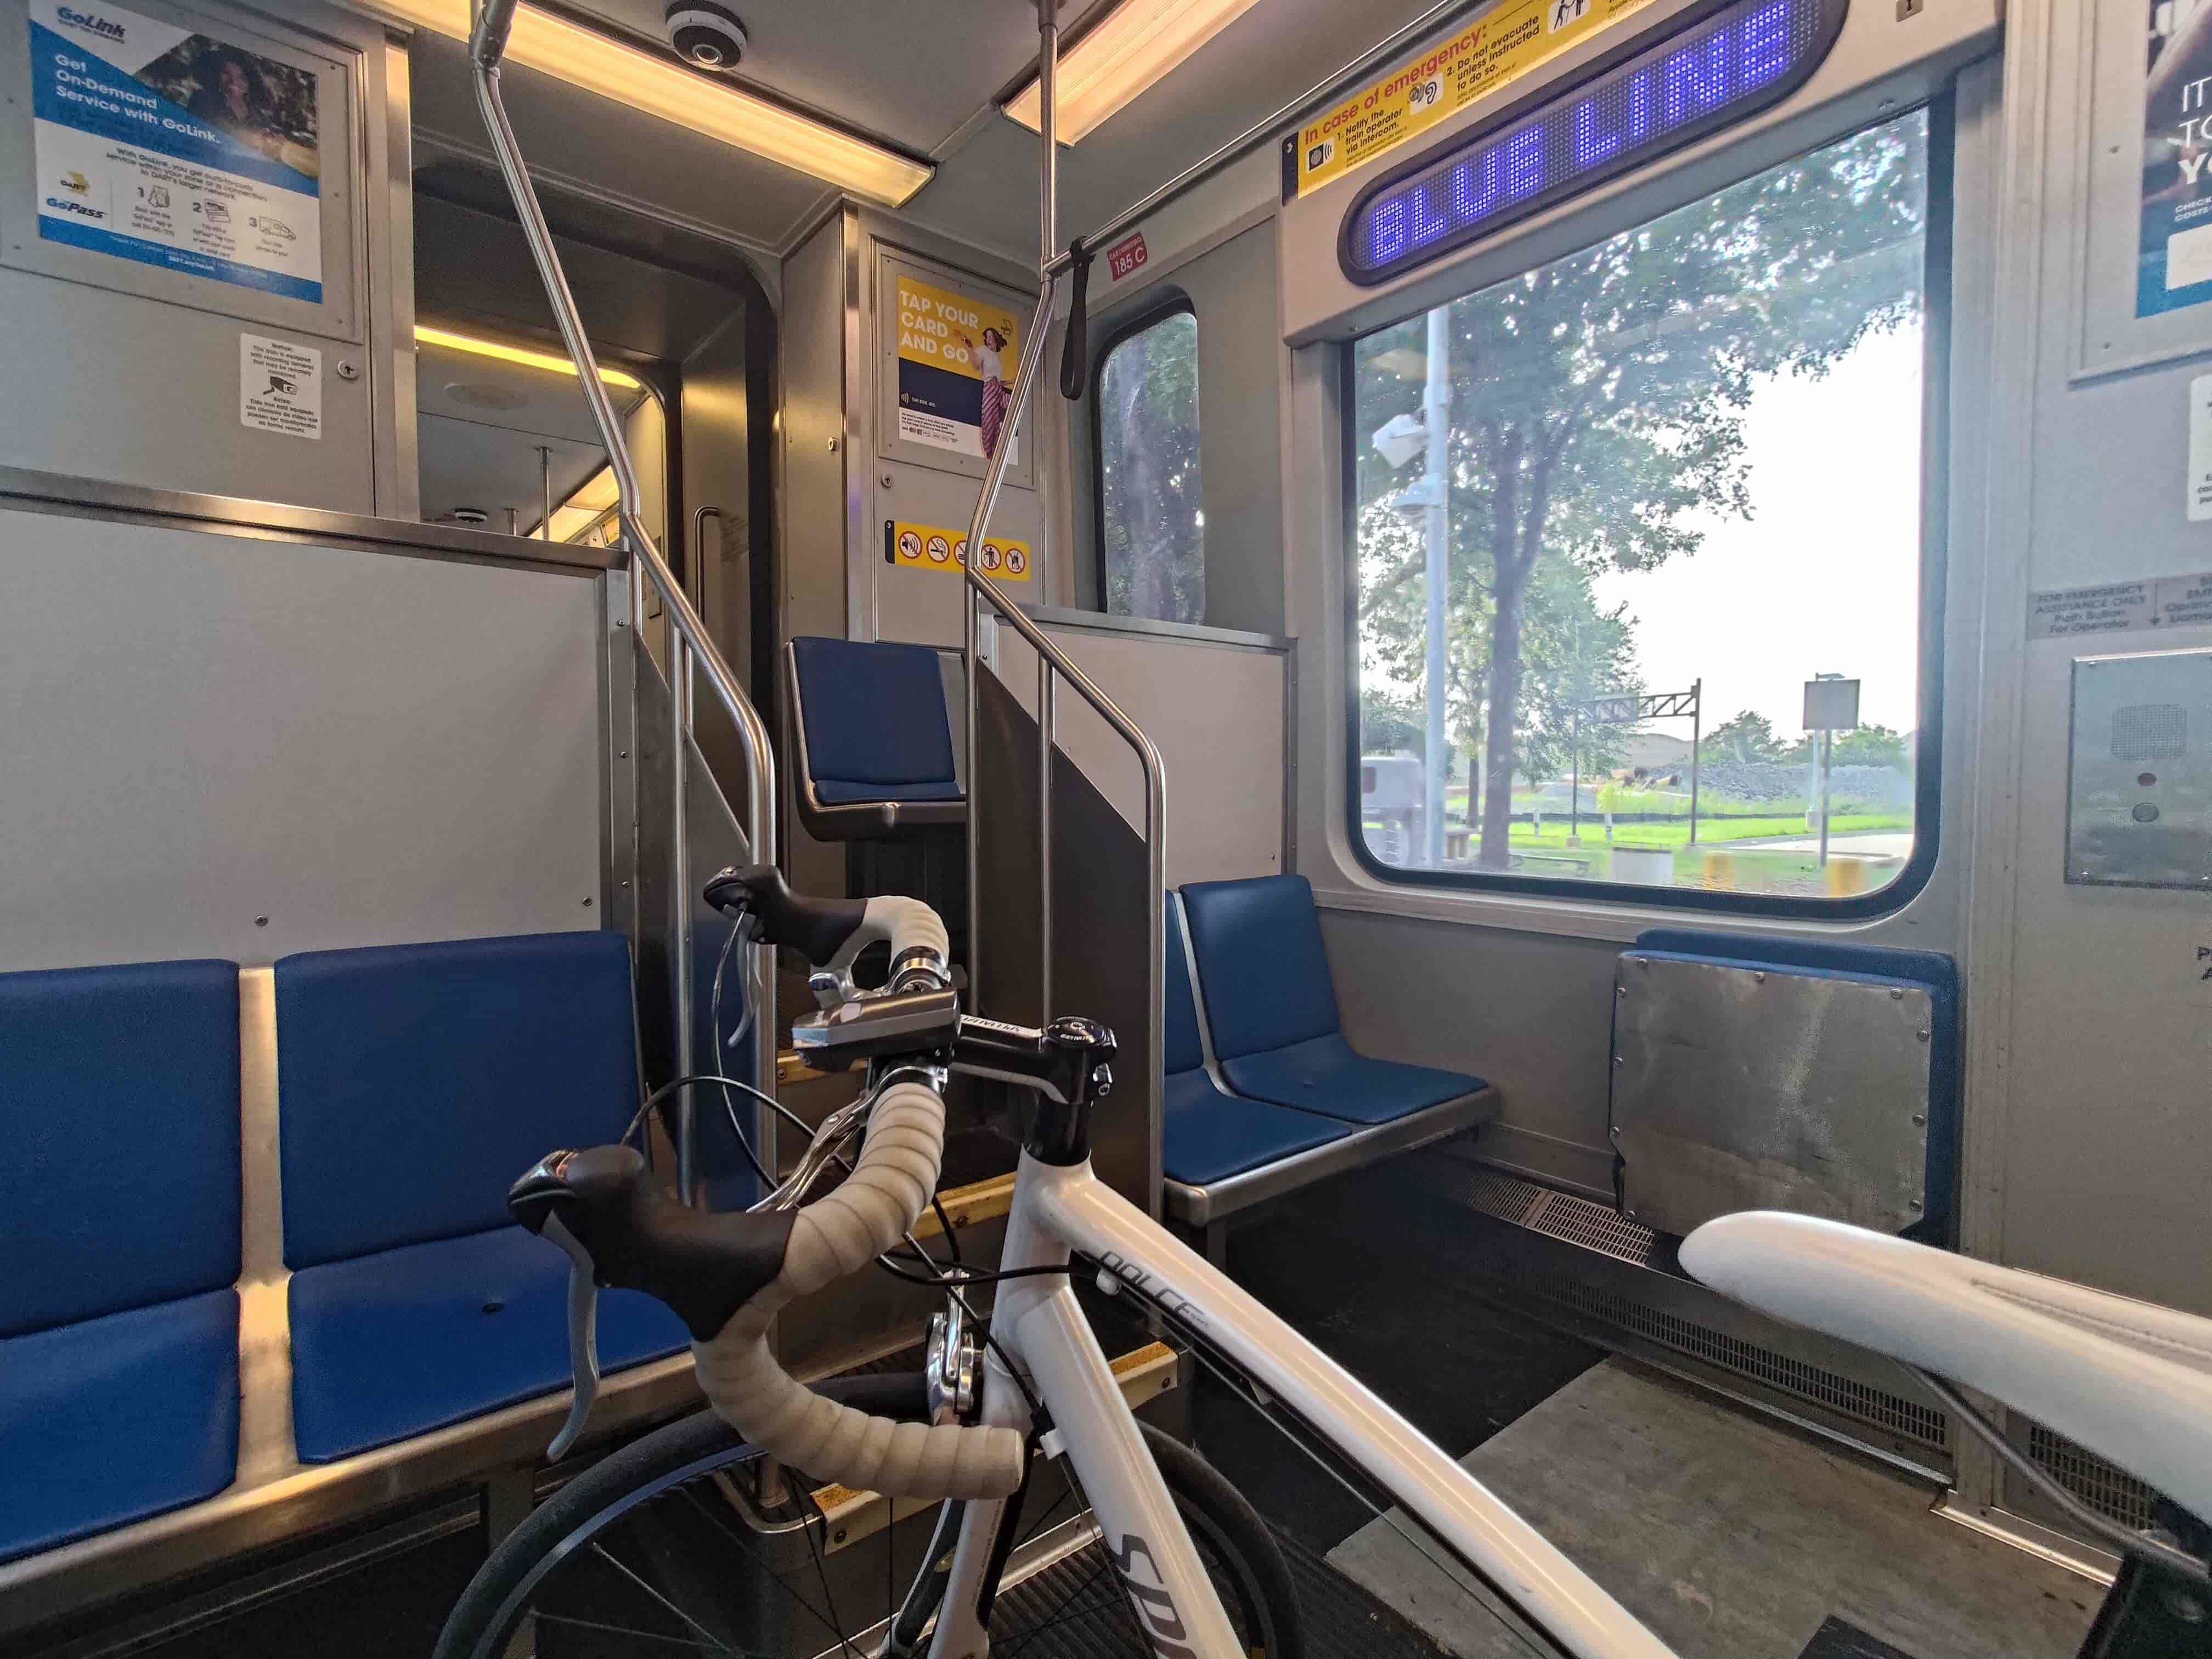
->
(918, 1165, 1244, 1659)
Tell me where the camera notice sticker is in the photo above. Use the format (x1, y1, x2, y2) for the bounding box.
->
(240, 332, 319, 438)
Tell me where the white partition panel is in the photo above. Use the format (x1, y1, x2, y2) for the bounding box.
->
(0, 509, 606, 972)
(993, 613, 1286, 887)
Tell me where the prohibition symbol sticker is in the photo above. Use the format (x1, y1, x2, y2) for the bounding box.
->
(884, 520, 1032, 581)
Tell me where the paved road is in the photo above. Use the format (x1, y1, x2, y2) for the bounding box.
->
(1720, 830, 1914, 858)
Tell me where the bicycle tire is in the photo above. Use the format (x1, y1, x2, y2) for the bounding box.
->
(434, 1375, 1303, 1659)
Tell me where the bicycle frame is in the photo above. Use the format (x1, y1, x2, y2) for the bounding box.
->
(924, 1152, 1677, 1659)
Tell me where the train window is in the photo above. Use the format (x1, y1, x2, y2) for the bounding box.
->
(1349, 110, 1937, 911)
(1097, 304, 1204, 624)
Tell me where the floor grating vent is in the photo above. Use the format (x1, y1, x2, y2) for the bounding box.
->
(1526, 1192, 1662, 1266)
(1448, 1161, 1949, 1453)
(1529, 1276, 1951, 1452)
(2025, 1423, 2160, 1531)
(1454, 1166, 1548, 1227)
(1452, 1165, 1661, 1266)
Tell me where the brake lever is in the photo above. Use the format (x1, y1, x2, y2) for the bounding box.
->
(539, 1209, 602, 1463)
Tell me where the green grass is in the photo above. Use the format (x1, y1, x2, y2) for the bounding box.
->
(1503, 812, 1909, 849)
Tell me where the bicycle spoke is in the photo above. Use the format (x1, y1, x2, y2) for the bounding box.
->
(588, 1541, 746, 1657)
(528, 1610, 769, 1655)
(668, 1484, 851, 1649)
(996, 1548, 1133, 1658)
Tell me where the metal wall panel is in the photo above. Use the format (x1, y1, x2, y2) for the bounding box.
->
(0, 0, 400, 511)
(1611, 955, 1936, 1237)
(991, 616, 1287, 887)
(0, 505, 605, 970)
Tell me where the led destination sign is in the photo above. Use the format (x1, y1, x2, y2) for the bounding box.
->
(1341, 0, 1845, 284)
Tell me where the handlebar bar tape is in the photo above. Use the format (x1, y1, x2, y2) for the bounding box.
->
(692, 1080, 1026, 1498)
(847, 895, 951, 989)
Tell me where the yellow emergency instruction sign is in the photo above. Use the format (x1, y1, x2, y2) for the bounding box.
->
(1291, 0, 1657, 198)
(886, 520, 1032, 583)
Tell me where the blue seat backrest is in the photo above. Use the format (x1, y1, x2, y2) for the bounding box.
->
(276, 931, 638, 1269)
(791, 636, 958, 792)
(1630, 928, 1962, 1234)
(1178, 875, 1341, 1063)
(1164, 898, 1206, 1078)
(0, 960, 241, 1337)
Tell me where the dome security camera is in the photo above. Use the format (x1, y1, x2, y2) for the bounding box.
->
(664, 3, 747, 71)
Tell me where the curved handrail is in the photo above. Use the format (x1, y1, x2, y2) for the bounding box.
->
(470, 0, 777, 1200)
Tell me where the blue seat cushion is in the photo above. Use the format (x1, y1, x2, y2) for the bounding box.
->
(289, 1226, 690, 1463)
(792, 637, 958, 794)
(1179, 875, 1342, 1060)
(1161, 1069, 1348, 1186)
(1222, 1034, 1485, 1126)
(813, 777, 963, 805)
(0, 1290, 239, 1564)
(276, 932, 640, 1268)
(0, 959, 240, 1335)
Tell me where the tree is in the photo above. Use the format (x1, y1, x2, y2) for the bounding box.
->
(1355, 118, 1929, 867)
(1830, 724, 1911, 768)
(1358, 498, 1638, 810)
(1100, 312, 1203, 622)
(1360, 691, 1425, 755)
(1708, 709, 1788, 764)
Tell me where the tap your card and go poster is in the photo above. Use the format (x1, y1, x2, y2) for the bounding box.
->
(894, 270, 1023, 469)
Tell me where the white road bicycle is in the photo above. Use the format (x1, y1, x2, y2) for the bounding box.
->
(434, 870, 2212, 1659)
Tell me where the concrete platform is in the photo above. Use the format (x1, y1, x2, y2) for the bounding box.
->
(1328, 1360, 2103, 1659)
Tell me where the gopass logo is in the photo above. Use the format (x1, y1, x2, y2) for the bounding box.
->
(54, 6, 127, 41)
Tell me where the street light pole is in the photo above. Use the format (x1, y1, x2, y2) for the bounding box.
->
(1688, 676, 1701, 848)
(1422, 307, 1451, 867)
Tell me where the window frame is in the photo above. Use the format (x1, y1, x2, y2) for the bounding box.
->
(1091, 295, 1203, 624)
(1339, 94, 1956, 922)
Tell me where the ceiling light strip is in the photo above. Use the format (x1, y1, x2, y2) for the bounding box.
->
(415, 323, 644, 390)
(1006, 0, 1270, 144)
(377, 1, 932, 206)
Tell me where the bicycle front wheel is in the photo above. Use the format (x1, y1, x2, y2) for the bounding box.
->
(434, 1376, 1302, 1659)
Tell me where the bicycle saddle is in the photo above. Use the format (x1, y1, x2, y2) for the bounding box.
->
(1683, 1212, 2212, 1528)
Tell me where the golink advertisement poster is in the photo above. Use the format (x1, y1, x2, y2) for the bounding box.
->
(28, 3, 323, 302)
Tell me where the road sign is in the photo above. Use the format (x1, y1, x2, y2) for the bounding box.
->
(1803, 677, 1861, 731)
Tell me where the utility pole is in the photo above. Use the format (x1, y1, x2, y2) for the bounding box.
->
(1688, 676, 1702, 847)
(1422, 307, 1451, 867)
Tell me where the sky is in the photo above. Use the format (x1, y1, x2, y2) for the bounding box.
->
(1590, 323, 1927, 736)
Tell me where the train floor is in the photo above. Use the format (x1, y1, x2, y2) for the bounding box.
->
(1192, 1166, 2107, 1659)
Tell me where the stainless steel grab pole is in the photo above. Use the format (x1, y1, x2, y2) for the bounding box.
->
(959, 0, 1166, 1159)
(471, 1, 778, 1198)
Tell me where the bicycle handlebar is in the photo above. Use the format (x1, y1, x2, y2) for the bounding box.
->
(512, 880, 1025, 1497)
(706, 864, 950, 992)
